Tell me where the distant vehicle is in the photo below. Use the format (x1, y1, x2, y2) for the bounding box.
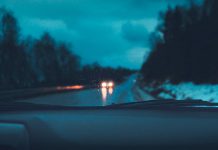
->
(101, 81, 114, 88)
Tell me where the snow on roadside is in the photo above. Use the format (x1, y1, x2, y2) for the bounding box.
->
(156, 82, 218, 102)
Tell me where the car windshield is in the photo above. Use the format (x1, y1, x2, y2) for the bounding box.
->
(0, 0, 217, 107)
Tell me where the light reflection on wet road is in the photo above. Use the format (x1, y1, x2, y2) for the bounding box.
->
(101, 88, 107, 101)
(101, 87, 114, 106)
(108, 87, 113, 95)
(20, 75, 154, 106)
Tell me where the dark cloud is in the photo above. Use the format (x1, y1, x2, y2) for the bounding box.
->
(0, 0, 191, 69)
(121, 21, 149, 44)
(1, 0, 190, 22)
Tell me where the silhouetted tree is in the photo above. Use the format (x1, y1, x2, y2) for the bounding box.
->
(0, 9, 34, 89)
(0, 7, 133, 91)
(141, 0, 218, 84)
(33, 32, 60, 85)
(56, 42, 80, 84)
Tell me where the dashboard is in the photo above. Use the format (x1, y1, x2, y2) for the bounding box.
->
(0, 108, 218, 150)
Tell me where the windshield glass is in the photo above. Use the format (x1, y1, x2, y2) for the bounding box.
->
(0, 0, 216, 107)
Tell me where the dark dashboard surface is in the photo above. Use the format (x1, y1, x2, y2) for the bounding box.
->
(1, 102, 218, 150)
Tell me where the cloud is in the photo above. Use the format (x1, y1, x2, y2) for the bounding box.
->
(27, 18, 67, 30)
(1, 0, 191, 69)
(126, 47, 148, 68)
(121, 21, 149, 45)
(20, 18, 78, 43)
(72, 21, 131, 65)
(101, 47, 150, 69)
(1, 0, 190, 22)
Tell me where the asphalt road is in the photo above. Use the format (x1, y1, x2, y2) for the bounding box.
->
(20, 75, 154, 106)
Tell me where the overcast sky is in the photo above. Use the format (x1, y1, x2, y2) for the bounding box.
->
(1, 0, 192, 69)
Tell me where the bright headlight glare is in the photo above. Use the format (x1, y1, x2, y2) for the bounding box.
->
(101, 82, 107, 87)
(108, 81, 114, 87)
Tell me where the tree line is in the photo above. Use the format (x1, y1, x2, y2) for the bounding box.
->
(141, 0, 218, 84)
(0, 8, 134, 90)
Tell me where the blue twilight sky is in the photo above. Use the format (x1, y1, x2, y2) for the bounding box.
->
(1, 0, 195, 69)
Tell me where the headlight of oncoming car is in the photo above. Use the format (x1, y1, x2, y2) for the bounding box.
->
(101, 82, 107, 88)
(108, 81, 114, 87)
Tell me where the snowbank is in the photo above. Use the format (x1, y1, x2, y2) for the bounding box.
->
(144, 82, 218, 102)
